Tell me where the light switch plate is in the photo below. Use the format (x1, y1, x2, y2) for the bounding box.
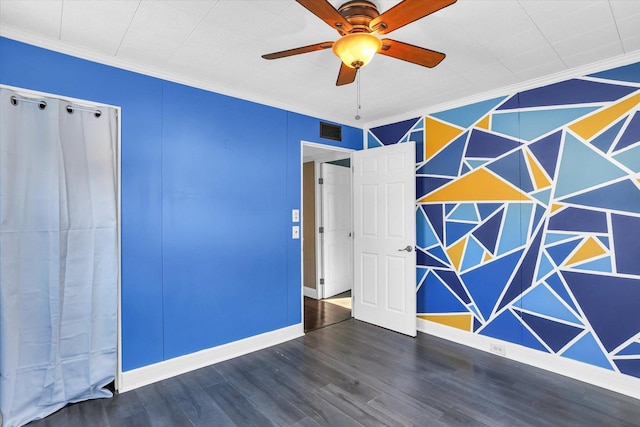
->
(292, 209, 300, 223)
(292, 225, 300, 239)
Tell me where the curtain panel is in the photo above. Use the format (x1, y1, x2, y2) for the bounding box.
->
(0, 88, 118, 427)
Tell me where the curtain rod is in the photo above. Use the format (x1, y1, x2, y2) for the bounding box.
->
(10, 95, 103, 117)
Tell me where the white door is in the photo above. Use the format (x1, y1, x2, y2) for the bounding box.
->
(353, 142, 416, 336)
(320, 163, 353, 299)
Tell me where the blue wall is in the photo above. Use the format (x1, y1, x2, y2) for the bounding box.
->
(0, 37, 362, 371)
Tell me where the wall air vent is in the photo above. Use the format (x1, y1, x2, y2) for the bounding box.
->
(320, 122, 342, 142)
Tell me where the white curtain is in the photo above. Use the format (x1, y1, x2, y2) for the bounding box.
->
(0, 88, 118, 427)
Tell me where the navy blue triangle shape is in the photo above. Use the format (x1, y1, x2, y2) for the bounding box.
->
(472, 208, 504, 254)
(548, 207, 608, 233)
(466, 129, 522, 159)
(434, 269, 471, 304)
(417, 248, 449, 268)
(529, 130, 562, 179)
(501, 79, 638, 110)
(615, 111, 640, 152)
(497, 223, 545, 312)
(423, 205, 444, 244)
(369, 117, 420, 146)
(515, 310, 583, 353)
(563, 271, 640, 352)
(416, 177, 451, 199)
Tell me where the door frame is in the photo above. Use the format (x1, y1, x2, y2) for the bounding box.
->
(318, 162, 353, 299)
(300, 141, 354, 311)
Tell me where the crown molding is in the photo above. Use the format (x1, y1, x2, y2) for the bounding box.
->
(0, 27, 362, 128)
(363, 49, 640, 130)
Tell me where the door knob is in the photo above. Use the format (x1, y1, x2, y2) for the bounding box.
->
(398, 245, 413, 252)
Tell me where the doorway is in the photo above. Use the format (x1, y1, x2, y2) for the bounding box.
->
(301, 142, 353, 331)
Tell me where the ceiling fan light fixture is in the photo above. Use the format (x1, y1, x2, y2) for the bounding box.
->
(332, 33, 382, 69)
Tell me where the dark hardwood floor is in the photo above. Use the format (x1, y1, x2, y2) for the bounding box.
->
(28, 319, 640, 426)
(304, 293, 351, 332)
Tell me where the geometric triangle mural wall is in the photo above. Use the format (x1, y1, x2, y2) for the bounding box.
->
(370, 61, 640, 380)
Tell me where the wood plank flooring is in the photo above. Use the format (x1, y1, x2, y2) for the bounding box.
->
(28, 319, 640, 426)
(304, 294, 351, 332)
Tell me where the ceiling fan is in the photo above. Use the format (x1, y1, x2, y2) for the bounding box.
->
(262, 0, 457, 86)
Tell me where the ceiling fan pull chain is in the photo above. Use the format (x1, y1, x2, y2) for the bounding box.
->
(355, 70, 361, 120)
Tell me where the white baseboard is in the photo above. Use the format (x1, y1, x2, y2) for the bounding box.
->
(118, 323, 304, 393)
(303, 286, 319, 299)
(417, 318, 640, 400)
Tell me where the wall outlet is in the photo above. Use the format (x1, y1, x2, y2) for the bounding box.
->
(489, 342, 506, 356)
(292, 226, 300, 239)
(292, 209, 299, 223)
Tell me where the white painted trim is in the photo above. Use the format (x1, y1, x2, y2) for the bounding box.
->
(115, 104, 123, 393)
(303, 286, 319, 299)
(300, 141, 355, 309)
(119, 323, 304, 393)
(417, 318, 640, 401)
(315, 160, 324, 299)
(364, 49, 640, 129)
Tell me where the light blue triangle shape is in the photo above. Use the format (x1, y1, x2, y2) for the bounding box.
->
(536, 252, 555, 281)
(555, 133, 629, 198)
(497, 203, 533, 255)
(417, 209, 439, 248)
(413, 118, 425, 130)
(516, 285, 581, 324)
(467, 303, 484, 322)
(467, 159, 489, 169)
(367, 132, 383, 148)
(461, 236, 485, 272)
(432, 96, 506, 128)
(545, 232, 577, 245)
(562, 332, 614, 370)
(449, 203, 479, 221)
(417, 267, 428, 287)
(573, 256, 612, 273)
(613, 145, 640, 173)
(532, 188, 552, 206)
(493, 107, 599, 141)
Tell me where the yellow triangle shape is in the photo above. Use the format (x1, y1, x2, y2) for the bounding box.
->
(483, 251, 493, 263)
(476, 115, 490, 130)
(425, 117, 464, 161)
(551, 203, 563, 213)
(566, 237, 607, 266)
(526, 150, 551, 189)
(569, 92, 640, 141)
(418, 168, 531, 203)
(447, 238, 466, 270)
(419, 314, 472, 332)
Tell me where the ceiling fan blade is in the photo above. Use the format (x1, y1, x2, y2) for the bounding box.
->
(296, 0, 353, 35)
(378, 39, 445, 68)
(370, 0, 457, 34)
(336, 62, 357, 86)
(262, 42, 334, 60)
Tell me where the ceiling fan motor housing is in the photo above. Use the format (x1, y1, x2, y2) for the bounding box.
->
(337, 1, 381, 33)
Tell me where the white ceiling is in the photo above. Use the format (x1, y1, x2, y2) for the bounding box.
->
(1, 0, 639, 128)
